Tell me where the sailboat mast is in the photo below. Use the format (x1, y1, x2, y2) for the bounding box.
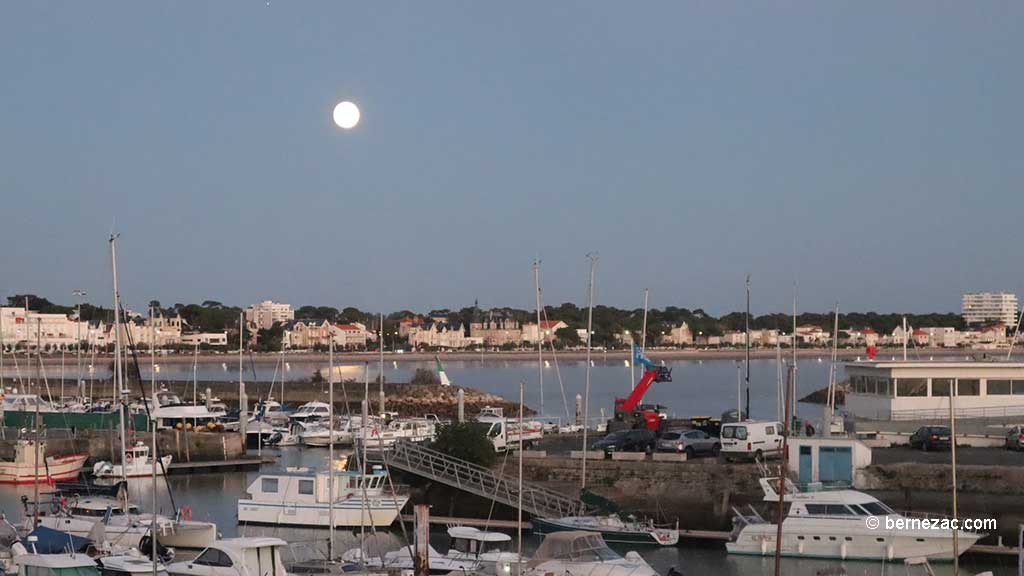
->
(791, 284, 798, 420)
(828, 302, 839, 416)
(517, 382, 524, 564)
(33, 320, 41, 528)
(581, 253, 597, 490)
(110, 235, 130, 511)
(379, 312, 385, 414)
(328, 337, 335, 559)
(950, 378, 960, 574)
(534, 260, 543, 417)
(239, 312, 246, 442)
(745, 275, 750, 420)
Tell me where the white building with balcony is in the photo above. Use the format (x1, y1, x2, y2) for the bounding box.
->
(962, 292, 1018, 325)
(245, 301, 294, 331)
(844, 361, 1024, 420)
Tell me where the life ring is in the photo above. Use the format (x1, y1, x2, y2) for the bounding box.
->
(180, 506, 192, 521)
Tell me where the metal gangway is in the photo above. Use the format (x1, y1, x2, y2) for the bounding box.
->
(384, 439, 592, 519)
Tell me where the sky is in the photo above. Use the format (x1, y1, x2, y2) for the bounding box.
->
(1, 2, 1021, 316)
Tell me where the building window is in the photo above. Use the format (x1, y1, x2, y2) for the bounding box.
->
(931, 378, 953, 397)
(897, 378, 927, 397)
(987, 379, 1012, 395)
(957, 379, 981, 396)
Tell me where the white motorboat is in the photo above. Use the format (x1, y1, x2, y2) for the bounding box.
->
(93, 442, 173, 479)
(356, 415, 438, 449)
(2, 393, 57, 413)
(39, 495, 217, 549)
(11, 549, 101, 576)
(726, 476, 983, 561)
(299, 417, 356, 447)
(98, 551, 170, 576)
(166, 537, 288, 576)
(523, 531, 659, 576)
(445, 526, 521, 573)
(237, 468, 408, 528)
(341, 544, 480, 575)
(289, 401, 331, 424)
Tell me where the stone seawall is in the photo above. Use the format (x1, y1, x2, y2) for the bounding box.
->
(519, 458, 1024, 541)
(0, 429, 245, 463)
(521, 457, 764, 529)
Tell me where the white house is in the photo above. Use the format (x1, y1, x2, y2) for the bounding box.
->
(182, 332, 228, 347)
(522, 320, 569, 344)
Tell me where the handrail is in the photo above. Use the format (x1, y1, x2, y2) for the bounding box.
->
(384, 439, 591, 518)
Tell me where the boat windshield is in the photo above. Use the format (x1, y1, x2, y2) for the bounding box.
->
(529, 533, 622, 566)
(859, 501, 895, 516)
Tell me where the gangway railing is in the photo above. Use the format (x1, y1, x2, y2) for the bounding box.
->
(384, 439, 591, 519)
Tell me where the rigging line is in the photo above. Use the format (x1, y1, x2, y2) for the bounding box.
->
(540, 306, 571, 421)
(121, 308, 178, 513)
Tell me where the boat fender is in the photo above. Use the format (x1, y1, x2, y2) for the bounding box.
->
(797, 541, 804, 555)
(760, 540, 768, 555)
(886, 544, 894, 561)
(840, 542, 847, 560)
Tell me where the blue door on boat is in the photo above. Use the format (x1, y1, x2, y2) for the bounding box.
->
(798, 446, 812, 485)
(819, 446, 853, 485)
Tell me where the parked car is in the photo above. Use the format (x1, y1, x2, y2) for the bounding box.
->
(590, 429, 656, 454)
(657, 429, 720, 457)
(1006, 426, 1024, 451)
(908, 426, 951, 451)
(719, 420, 784, 462)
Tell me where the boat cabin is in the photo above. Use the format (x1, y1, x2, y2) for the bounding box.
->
(98, 555, 169, 576)
(527, 531, 622, 568)
(447, 526, 512, 556)
(245, 470, 389, 503)
(290, 402, 330, 422)
(845, 361, 1024, 420)
(167, 537, 287, 576)
(14, 552, 101, 576)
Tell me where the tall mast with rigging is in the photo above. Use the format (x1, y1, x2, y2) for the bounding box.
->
(581, 253, 597, 490)
(534, 260, 543, 417)
(110, 234, 130, 510)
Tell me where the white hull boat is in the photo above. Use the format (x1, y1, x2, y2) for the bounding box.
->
(0, 440, 88, 485)
(726, 477, 982, 561)
(523, 531, 660, 576)
(93, 442, 172, 479)
(237, 468, 408, 528)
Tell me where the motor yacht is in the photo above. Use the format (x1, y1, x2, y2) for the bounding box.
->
(726, 476, 983, 561)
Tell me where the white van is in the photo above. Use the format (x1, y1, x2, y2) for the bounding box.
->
(719, 420, 784, 461)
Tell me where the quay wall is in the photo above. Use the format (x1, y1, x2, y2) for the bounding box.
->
(518, 458, 1024, 541)
(0, 429, 244, 463)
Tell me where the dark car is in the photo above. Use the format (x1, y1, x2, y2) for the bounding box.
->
(909, 426, 951, 451)
(591, 429, 656, 454)
(1005, 426, 1024, 451)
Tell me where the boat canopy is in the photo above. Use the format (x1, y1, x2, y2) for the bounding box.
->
(527, 532, 621, 568)
(447, 526, 512, 543)
(26, 526, 93, 554)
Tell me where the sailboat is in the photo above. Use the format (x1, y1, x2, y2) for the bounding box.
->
(436, 355, 452, 386)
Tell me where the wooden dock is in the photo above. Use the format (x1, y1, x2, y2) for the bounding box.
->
(167, 455, 273, 474)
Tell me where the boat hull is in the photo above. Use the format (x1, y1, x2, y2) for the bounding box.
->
(531, 517, 678, 546)
(726, 521, 982, 561)
(238, 496, 408, 528)
(0, 454, 89, 484)
(40, 516, 216, 549)
(94, 455, 173, 479)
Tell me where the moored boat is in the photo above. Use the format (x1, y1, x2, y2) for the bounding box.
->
(0, 440, 88, 485)
(532, 514, 678, 546)
(523, 531, 660, 576)
(237, 467, 408, 528)
(93, 442, 172, 479)
(726, 476, 982, 561)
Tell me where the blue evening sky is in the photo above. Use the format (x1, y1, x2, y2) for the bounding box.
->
(1, 2, 1021, 315)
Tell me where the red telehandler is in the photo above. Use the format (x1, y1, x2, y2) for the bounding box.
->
(607, 345, 673, 432)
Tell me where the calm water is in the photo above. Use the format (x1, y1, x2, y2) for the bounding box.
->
(0, 446, 1011, 575)
(0, 357, 1015, 574)
(10, 355, 848, 422)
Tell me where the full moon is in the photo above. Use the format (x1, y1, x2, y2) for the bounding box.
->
(332, 101, 360, 129)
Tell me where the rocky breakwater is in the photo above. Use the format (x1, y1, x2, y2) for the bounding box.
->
(331, 382, 528, 420)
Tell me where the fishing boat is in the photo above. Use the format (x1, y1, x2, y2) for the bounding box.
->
(92, 442, 172, 479)
(237, 467, 408, 528)
(166, 538, 288, 576)
(0, 440, 88, 484)
(726, 476, 983, 561)
(532, 514, 678, 546)
(523, 531, 660, 576)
